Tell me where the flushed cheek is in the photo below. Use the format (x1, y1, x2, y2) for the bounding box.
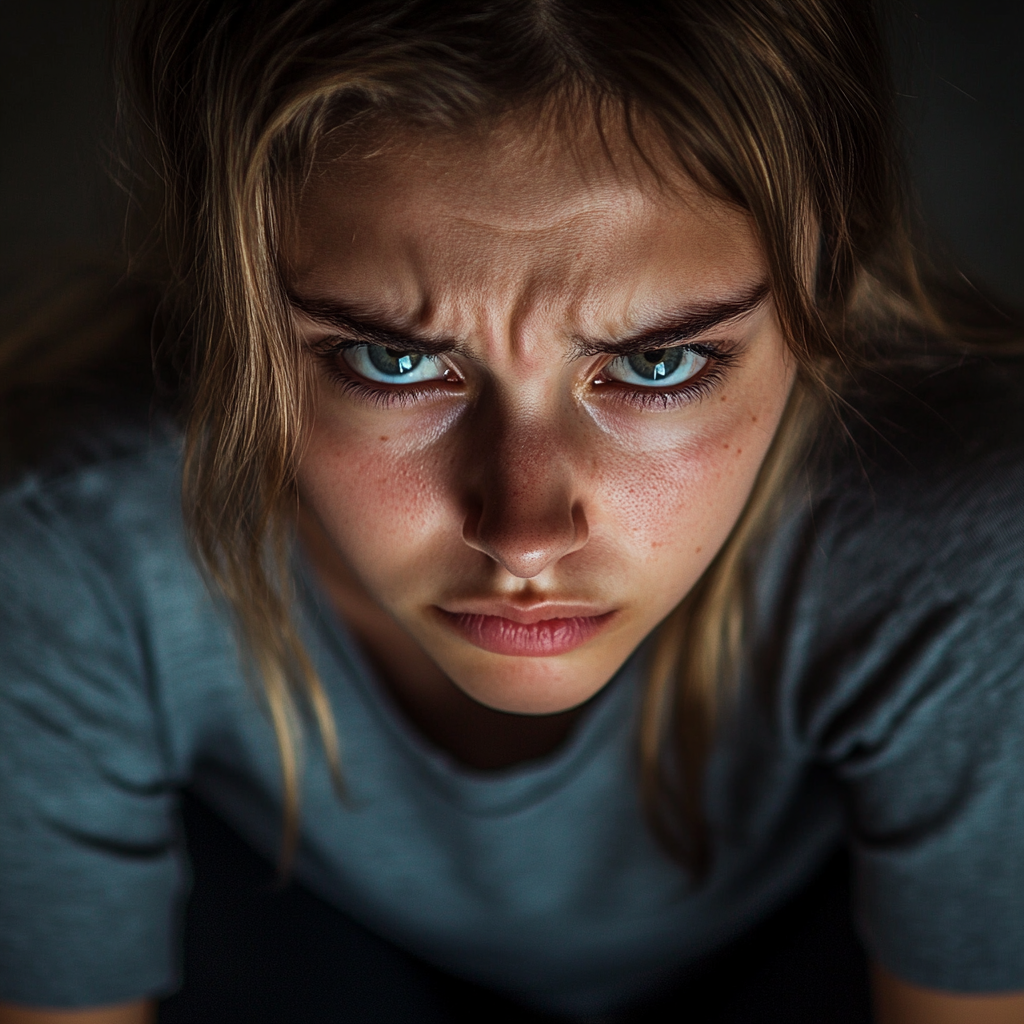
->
(594, 452, 719, 604)
(592, 423, 767, 604)
(298, 426, 459, 596)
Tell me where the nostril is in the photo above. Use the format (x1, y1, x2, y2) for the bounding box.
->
(461, 504, 483, 549)
(569, 501, 589, 549)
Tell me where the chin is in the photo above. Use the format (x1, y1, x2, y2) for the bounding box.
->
(448, 654, 617, 716)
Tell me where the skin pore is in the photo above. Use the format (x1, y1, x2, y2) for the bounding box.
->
(5, 119, 1023, 1024)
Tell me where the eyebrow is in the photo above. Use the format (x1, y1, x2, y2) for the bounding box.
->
(290, 280, 770, 357)
(289, 294, 460, 356)
(571, 282, 770, 356)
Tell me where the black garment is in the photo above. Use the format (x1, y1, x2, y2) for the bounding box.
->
(159, 793, 872, 1024)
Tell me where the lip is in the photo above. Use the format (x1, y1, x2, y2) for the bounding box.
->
(435, 602, 616, 657)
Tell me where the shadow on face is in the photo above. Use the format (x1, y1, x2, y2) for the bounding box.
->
(286, 113, 795, 716)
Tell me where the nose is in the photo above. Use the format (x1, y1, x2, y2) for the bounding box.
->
(461, 412, 588, 578)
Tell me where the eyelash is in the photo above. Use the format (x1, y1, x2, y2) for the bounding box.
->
(311, 339, 738, 410)
(310, 339, 453, 408)
(593, 344, 736, 410)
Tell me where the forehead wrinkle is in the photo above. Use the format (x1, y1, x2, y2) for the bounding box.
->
(415, 273, 568, 369)
(413, 224, 655, 367)
(408, 231, 575, 364)
(441, 187, 648, 238)
(496, 269, 600, 368)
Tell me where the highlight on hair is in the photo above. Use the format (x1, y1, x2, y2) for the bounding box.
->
(26, 0, 1000, 872)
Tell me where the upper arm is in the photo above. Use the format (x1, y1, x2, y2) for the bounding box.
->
(873, 964, 1024, 1024)
(794, 455, 1024, 997)
(0, 493, 183, 1008)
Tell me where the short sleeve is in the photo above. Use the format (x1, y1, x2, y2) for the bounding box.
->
(797, 397, 1024, 992)
(0, 483, 186, 1007)
(846, 665, 1024, 993)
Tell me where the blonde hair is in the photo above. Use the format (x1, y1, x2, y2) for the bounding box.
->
(9, 0, 998, 872)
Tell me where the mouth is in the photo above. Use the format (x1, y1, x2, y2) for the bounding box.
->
(434, 602, 616, 657)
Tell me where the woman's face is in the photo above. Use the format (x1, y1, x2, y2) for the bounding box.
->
(287, 124, 795, 715)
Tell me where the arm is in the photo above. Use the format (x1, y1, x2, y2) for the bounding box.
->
(0, 498, 180, 1024)
(873, 964, 1024, 1024)
(0, 1002, 154, 1024)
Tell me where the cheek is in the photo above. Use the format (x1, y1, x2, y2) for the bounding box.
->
(297, 418, 455, 582)
(593, 397, 781, 571)
(596, 441, 739, 559)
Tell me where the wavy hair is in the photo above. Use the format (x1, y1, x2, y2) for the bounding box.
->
(83, 0, 1015, 872)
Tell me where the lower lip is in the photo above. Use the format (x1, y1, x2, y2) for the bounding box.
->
(438, 610, 615, 657)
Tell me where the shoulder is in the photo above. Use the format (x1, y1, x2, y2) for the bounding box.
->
(814, 354, 1024, 610)
(786, 356, 1024, 992)
(834, 350, 1024, 511)
(0, 421, 203, 705)
(753, 354, 1024, 755)
(0, 419, 186, 585)
(0, 423, 195, 1007)
(0, 418, 237, 791)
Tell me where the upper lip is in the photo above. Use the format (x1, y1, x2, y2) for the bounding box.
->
(436, 597, 614, 625)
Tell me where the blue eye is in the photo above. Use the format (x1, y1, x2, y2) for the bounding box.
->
(343, 344, 448, 384)
(603, 347, 707, 387)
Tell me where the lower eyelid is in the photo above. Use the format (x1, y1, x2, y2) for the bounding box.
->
(319, 346, 728, 409)
(336, 375, 430, 407)
(320, 357, 461, 408)
(623, 382, 720, 408)
(596, 362, 727, 408)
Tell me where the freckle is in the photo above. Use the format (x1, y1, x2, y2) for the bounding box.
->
(736, 448, 742, 455)
(379, 435, 389, 441)
(720, 395, 727, 402)
(695, 546, 702, 554)
(751, 415, 758, 423)
(722, 443, 729, 449)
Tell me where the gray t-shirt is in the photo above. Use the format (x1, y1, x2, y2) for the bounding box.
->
(2, 360, 1024, 1015)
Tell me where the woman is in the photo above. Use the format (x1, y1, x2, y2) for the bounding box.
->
(1, 0, 1023, 1021)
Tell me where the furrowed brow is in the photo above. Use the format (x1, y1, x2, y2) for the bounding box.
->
(289, 294, 458, 355)
(572, 282, 770, 357)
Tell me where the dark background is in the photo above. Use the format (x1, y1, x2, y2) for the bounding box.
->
(1, 0, 1022, 303)
(0, 6, 1017, 1018)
